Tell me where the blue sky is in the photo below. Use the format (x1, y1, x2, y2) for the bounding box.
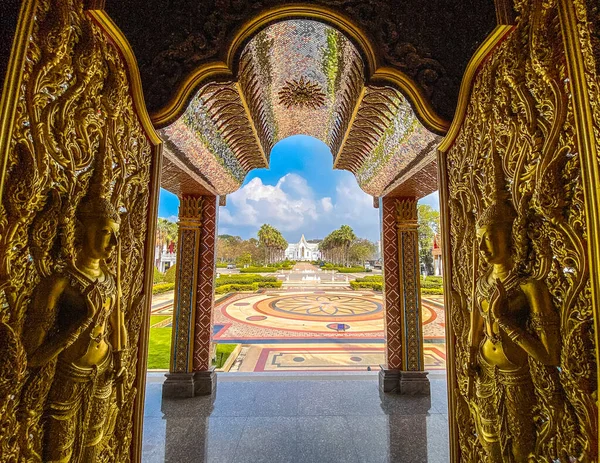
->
(158, 135, 439, 242)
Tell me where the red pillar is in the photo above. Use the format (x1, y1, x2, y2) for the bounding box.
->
(163, 195, 217, 397)
(193, 196, 217, 371)
(380, 196, 429, 394)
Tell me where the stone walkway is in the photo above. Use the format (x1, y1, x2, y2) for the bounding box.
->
(142, 372, 450, 463)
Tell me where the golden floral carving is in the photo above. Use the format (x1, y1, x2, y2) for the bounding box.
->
(0, 0, 155, 460)
(179, 196, 203, 223)
(278, 76, 326, 109)
(395, 198, 418, 225)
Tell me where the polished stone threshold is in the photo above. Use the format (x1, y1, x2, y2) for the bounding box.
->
(143, 372, 449, 462)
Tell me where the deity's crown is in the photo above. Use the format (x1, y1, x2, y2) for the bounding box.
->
(77, 196, 121, 224)
(476, 201, 516, 229)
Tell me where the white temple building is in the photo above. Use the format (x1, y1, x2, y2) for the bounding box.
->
(155, 244, 177, 273)
(285, 234, 321, 261)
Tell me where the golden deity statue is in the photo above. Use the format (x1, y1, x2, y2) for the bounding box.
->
(23, 195, 127, 462)
(468, 201, 560, 462)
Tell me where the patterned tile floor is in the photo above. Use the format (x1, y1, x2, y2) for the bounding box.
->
(151, 288, 446, 371)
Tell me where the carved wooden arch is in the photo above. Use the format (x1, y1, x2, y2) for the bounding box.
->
(150, 4, 450, 135)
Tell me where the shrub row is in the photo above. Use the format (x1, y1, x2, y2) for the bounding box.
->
(350, 281, 383, 291)
(356, 275, 383, 282)
(337, 267, 369, 273)
(239, 266, 277, 273)
(420, 281, 442, 289)
(215, 275, 277, 286)
(153, 283, 175, 294)
(422, 276, 443, 284)
(421, 287, 444, 295)
(214, 280, 283, 294)
(154, 267, 164, 284)
(322, 264, 369, 273)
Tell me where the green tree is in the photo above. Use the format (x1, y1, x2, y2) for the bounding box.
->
(417, 204, 440, 275)
(258, 224, 287, 264)
(217, 235, 244, 262)
(236, 252, 252, 266)
(348, 239, 377, 265)
(155, 218, 178, 267)
(319, 225, 357, 266)
(338, 225, 356, 266)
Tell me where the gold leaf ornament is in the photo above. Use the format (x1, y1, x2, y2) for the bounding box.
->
(278, 76, 326, 109)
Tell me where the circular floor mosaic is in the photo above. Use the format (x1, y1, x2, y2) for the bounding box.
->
(255, 294, 383, 322)
(215, 291, 438, 335)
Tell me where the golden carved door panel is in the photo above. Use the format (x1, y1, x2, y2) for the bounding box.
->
(0, 1, 161, 461)
(438, 1, 599, 461)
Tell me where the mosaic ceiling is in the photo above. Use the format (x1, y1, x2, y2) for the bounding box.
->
(160, 20, 440, 198)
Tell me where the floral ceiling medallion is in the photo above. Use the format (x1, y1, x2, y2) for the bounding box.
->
(278, 76, 326, 109)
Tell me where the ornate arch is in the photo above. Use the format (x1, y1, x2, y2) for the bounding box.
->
(150, 4, 449, 135)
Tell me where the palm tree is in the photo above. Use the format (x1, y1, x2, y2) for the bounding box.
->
(258, 224, 288, 264)
(155, 218, 178, 267)
(339, 225, 356, 267)
(319, 225, 356, 266)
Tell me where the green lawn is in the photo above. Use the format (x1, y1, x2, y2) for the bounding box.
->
(149, 315, 171, 327)
(147, 326, 237, 370)
(147, 327, 172, 369)
(213, 344, 237, 369)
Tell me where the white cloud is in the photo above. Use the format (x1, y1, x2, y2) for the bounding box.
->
(223, 174, 318, 231)
(321, 197, 333, 212)
(333, 177, 375, 220)
(277, 173, 313, 198)
(219, 173, 380, 241)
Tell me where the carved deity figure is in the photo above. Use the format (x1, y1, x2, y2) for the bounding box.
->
(468, 201, 560, 462)
(23, 196, 127, 462)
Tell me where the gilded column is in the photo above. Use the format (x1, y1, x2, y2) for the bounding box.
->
(379, 197, 429, 394)
(163, 195, 217, 397)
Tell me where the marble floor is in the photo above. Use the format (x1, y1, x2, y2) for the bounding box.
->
(142, 372, 450, 463)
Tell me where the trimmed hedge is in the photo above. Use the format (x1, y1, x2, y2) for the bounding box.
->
(216, 263, 228, 268)
(215, 283, 255, 294)
(239, 266, 276, 273)
(215, 274, 277, 286)
(420, 276, 444, 294)
(164, 265, 177, 283)
(420, 280, 443, 289)
(349, 274, 442, 293)
(153, 283, 175, 294)
(357, 275, 383, 282)
(215, 280, 282, 294)
(337, 267, 368, 273)
(152, 274, 282, 295)
(350, 281, 383, 291)
(322, 265, 369, 273)
(422, 287, 444, 295)
(256, 281, 282, 288)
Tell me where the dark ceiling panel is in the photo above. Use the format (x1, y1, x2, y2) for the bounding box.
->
(1, 0, 22, 92)
(105, 0, 497, 121)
